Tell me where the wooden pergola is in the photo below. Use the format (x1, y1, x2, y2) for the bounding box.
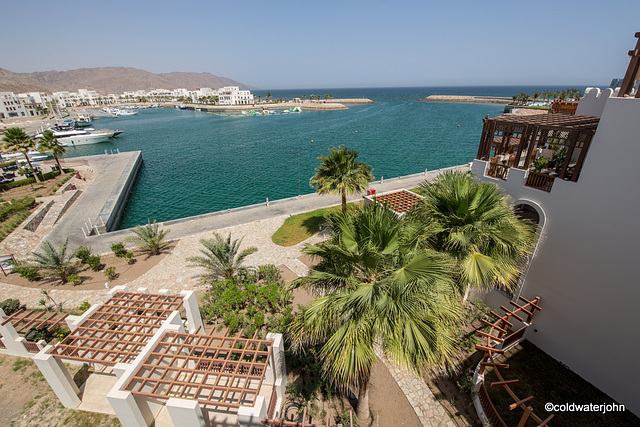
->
(2, 309, 69, 334)
(618, 32, 640, 98)
(477, 113, 599, 187)
(47, 291, 184, 365)
(123, 330, 273, 409)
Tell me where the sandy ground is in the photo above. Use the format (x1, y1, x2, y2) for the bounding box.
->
(2, 242, 176, 291)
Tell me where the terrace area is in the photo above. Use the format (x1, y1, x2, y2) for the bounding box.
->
(18, 286, 286, 427)
(476, 113, 600, 192)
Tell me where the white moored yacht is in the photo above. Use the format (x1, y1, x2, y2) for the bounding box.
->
(35, 123, 121, 146)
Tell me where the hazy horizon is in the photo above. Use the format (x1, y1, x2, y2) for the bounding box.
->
(2, 1, 638, 89)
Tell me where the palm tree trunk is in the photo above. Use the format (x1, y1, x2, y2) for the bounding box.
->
(54, 155, 62, 175)
(341, 190, 347, 213)
(23, 151, 40, 182)
(356, 378, 371, 421)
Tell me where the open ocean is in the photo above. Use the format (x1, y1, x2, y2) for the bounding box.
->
(60, 86, 592, 229)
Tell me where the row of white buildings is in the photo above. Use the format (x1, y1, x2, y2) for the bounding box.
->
(0, 86, 254, 119)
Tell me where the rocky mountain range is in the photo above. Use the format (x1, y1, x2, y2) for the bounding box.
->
(0, 67, 254, 94)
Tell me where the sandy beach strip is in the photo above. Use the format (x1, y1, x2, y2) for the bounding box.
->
(419, 94, 512, 104)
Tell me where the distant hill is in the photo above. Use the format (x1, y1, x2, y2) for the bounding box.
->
(0, 67, 255, 94)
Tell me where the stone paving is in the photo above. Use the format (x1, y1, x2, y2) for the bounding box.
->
(0, 213, 324, 309)
(378, 354, 456, 427)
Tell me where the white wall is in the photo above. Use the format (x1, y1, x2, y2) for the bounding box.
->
(472, 96, 640, 415)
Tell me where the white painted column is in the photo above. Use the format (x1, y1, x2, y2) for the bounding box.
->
(0, 308, 29, 356)
(32, 348, 80, 408)
(180, 290, 204, 333)
(108, 285, 128, 297)
(265, 333, 287, 415)
(65, 303, 101, 331)
(107, 389, 152, 427)
(237, 395, 267, 426)
(166, 398, 206, 427)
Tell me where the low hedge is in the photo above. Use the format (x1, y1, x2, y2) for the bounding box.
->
(0, 169, 74, 191)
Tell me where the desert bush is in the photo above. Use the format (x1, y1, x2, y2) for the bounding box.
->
(0, 298, 21, 315)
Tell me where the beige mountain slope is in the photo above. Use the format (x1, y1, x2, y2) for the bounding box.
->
(0, 67, 254, 94)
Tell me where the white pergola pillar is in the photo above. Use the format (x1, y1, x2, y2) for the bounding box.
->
(65, 303, 101, 331)
(0, 308, 29, 357)
(166, 398, 206, 427)
(237, 395, 267, 426)
(33, 347, 80, 408)
(107, 389, 153, 427)
(265, 333, 286, 384)
(180, 290, 204, 333)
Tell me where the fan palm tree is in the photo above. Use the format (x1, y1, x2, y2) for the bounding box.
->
(186, 232, 258, 280)
(411, 171, 534, 298)
(289, 205, 462, 420)
(310, 145, 374, 213)
(2, 127, 40, 182)
(37, 130, 65, 173)
(125, 219, 171, 255)
(28, 239, 75, 283)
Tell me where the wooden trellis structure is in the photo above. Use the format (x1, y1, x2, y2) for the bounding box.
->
(477, 114, 599, 188)
(618, 32, 640, 98)
(2, 309, 69, 334)
(47, 291, 184, 364)
(122, 329, 273, 409)
(475, 296, 553, 427)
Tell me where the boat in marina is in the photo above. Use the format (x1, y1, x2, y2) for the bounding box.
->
(0, 150, 52, 163)
(75, 113, 93, 127)
(35, 124, 121, 146)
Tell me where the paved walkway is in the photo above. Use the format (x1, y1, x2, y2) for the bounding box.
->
(378, 354, 456, 426)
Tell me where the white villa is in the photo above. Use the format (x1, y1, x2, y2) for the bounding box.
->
(470, 33, 640, 419)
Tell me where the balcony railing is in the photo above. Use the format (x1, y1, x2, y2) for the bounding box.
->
(525, 171, 555, 192)
(487, 162, 509, 180)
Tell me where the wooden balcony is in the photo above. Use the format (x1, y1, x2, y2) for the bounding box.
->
(487, 162, 509, 180)
(525, 171, 555, 192)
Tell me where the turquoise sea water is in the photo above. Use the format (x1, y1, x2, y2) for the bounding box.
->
(61, 86, 586, 229)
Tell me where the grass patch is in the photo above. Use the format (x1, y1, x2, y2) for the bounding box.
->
(63, 410, 121, 427)
(272, 204, 358, 247)
(484, 340, 639, 426)
(12, 358, 33, 372)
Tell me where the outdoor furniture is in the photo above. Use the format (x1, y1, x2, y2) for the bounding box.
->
(0, 254, 16, 276)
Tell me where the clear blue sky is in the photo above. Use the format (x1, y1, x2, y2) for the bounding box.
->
(2, 0, 638, 89)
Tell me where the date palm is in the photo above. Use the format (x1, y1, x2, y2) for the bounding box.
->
(125, 219, 171, 255)
(289, 205, 462, 420)
(37, 130, 65, 173)
(2, 127, 39, 182)
(310, 145, 374, 213)
(186, 232, 258, 280)
(28, 239, 75, 283)
(411, 170, 534, 298)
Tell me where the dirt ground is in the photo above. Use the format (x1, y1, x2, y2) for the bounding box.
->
(0, 170, 74, 201)
(0, 354, 119, 427)
(2, 242, 176, 291)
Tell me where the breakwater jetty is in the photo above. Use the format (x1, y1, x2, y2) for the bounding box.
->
(174, 98, 376, 112)
(419, 95, 511, 104)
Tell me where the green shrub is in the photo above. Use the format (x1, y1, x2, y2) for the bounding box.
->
(67, 274, 82, 286)
(0, 196, 36, 222)
(52, 325, 71, 341)
(77, 301, 91, 313)
(104, 266, 118, 281)
(0, 298, 21, 315)
(13, 262, 41, 281)
(124, 251, 136, 264)
(111, 242, 127, 257)
(75, 245, 92, 263)
(86, 255, 103, 272)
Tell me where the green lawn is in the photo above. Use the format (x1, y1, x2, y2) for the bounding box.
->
(272, 203, 360, 247)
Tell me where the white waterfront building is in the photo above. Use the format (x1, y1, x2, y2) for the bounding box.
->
(0, 92, 40, 119)
(216, 86, 254, 105)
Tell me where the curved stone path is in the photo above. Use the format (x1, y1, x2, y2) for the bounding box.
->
(0, 214, 322, 309)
